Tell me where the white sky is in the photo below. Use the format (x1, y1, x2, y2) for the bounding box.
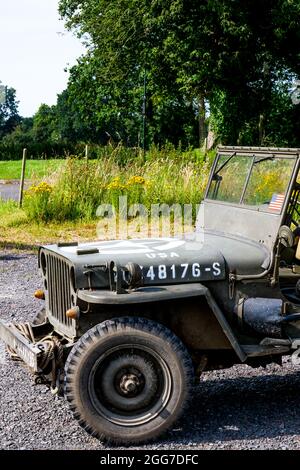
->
(0, 0, 85, 117)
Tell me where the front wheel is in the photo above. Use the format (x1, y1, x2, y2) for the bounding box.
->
(64, 317, 193, 444)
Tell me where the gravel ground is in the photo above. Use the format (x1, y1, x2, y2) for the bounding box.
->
(1, 251, 300, 450)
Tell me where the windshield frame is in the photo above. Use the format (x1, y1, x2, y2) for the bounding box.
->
(205, 148, 298, 215)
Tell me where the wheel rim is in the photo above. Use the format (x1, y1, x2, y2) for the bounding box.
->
(88, 344, 172, 426)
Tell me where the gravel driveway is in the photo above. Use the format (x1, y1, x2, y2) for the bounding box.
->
(1, 252, 300, 450)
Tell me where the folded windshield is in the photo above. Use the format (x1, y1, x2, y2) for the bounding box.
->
(207, 153, 295, 212)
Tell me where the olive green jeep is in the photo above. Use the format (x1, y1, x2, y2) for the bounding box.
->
(2, 146, 300, 444)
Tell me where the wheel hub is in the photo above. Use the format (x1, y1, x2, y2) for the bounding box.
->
(90, 345, 172, 426)
(119, 373, 141, 395)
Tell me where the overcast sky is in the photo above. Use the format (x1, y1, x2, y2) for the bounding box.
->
(0, 0, 85, 117)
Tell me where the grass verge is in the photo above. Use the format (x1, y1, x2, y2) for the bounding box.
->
(0, 200, 194, 252)
(0, 159, 63, 180)
(0, 200, 99, 251)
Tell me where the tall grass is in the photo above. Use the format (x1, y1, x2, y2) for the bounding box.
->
(23, 145, 213, 222)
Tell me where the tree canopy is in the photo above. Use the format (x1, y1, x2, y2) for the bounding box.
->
(58, 0, 300, 146)
(2, 1, 300, 160)
(0, 82, 20, 139)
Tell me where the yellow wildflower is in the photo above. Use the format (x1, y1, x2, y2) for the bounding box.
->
(127, 176, 146, 186)
(106, 177, 126, 191)
(26, 182, 53, 196)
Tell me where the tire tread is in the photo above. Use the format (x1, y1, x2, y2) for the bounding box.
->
(64, 317, 193, 444)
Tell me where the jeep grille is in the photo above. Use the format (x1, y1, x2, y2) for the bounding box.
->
(43, 252, 76, 338)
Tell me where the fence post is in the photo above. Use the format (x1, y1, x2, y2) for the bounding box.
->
(18, 148, 27, 208)
(85, 144, 89, 161)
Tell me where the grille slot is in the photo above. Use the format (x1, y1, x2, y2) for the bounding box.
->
(45, 253, 76, 337)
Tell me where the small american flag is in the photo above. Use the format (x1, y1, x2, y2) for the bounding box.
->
(269, 193, 285, 212)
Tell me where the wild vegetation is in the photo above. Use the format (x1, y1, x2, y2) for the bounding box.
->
(21, 146, 212, 222)
(0, 146, 210, 248)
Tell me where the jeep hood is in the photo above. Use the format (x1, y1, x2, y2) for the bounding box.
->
(40, 231, 271, 290)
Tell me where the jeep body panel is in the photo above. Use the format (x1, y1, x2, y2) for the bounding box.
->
(40, 232, 270, 291)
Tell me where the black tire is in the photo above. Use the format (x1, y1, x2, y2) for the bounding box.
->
(64, 317, 193, 445)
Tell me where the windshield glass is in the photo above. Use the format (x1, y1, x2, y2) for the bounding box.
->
(207, 154, 295, 212)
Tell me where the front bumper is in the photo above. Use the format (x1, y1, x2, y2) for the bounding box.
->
(0, 320, 41, 371)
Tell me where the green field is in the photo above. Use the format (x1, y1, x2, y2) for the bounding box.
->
(0, 159, 63, 180)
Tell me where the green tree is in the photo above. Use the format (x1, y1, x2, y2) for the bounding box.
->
(0, 82, 20, 138)
(56, 54, 142, 145)
(32, 104, 58, 143)
(58, 52, 198, 147)
(59, 0, 200, 146)
(59, 0, 300, 146)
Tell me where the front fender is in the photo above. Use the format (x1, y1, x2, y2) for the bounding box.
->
(77, 283, 207, 304)
(77, 283, 246, 362)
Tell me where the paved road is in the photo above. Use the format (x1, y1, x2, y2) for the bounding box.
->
(0, 180, 30, 201)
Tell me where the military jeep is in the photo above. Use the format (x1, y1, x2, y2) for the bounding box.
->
(2, 145, 300, 445)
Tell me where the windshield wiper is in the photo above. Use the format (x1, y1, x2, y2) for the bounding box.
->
(253, 155, 275, 165)
(212, 152, 236, 179)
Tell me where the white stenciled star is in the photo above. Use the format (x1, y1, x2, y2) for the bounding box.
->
(61, 238, 186, 255)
